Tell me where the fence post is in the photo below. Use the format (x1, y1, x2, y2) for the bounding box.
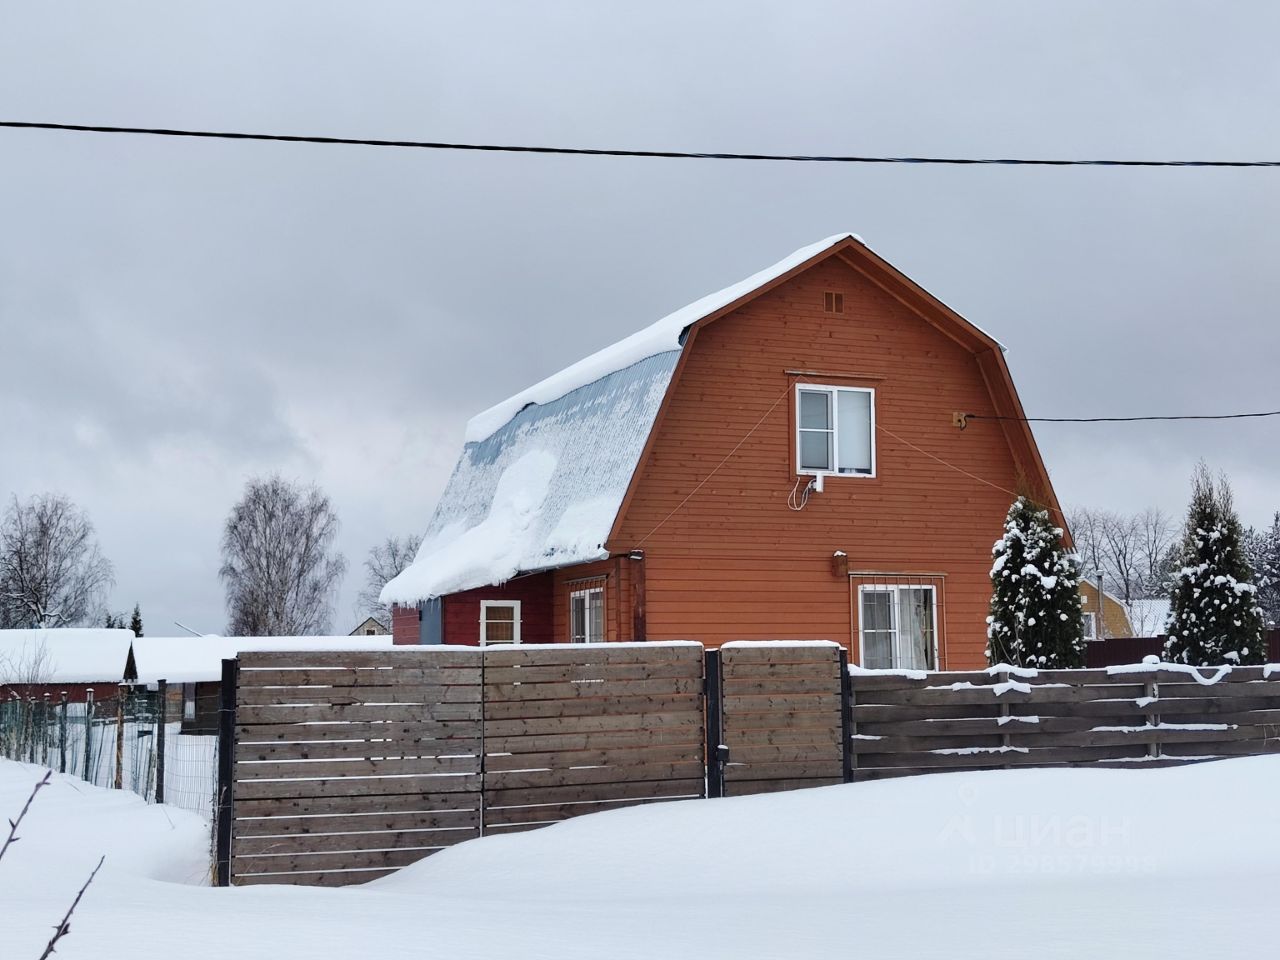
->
(83, 690, 94, 782)
(704, 649, 725, 799)
(839, 649, 854, 784)
(1145, 674, 1160, 759)
(215, 658, 238, 887)
(155, 680, 167, 804)
(58, 692, 68, 774)
(114, 684, 126, 790)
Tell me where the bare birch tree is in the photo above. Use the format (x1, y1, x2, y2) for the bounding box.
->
(357, 534, 422, 625)
(1099, 512, 1143, 605)
(1137, 507, 1176, 595)
(0, 494, 114, 628)
(219, 475, 347, 636)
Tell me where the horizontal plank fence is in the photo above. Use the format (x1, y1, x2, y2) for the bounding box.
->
(848, 664, 1280, 781)
(228, 649, 484, 887)
(217, 641, 1280, 887)
(717, 643, 847, 796)
(481, 644, 706, 833)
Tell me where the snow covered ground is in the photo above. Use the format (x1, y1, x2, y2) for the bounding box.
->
(3, 756, 1279, 959)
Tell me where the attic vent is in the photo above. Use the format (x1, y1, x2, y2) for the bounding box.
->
(824, 291, 844, 314)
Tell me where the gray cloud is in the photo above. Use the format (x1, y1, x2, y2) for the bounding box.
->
(2, 0, 1278, 632)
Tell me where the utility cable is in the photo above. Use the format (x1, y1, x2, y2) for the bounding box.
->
(3, 121, 1279, 168)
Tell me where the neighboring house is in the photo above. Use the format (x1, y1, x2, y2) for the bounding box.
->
(0, 628, 138, 702)
(383, 234, 1065, 671)
(1077, 578, 1135, 640)
(349, 616, 390, 637)
(0, 629, 395, 733)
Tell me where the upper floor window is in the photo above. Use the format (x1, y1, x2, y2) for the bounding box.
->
(1081, 611, 1097, 640)
(796, 385, 875, 476)
(480, 600, 521, 644)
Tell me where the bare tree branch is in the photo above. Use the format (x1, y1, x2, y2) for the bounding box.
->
(0, 771, 51, 865)
(219, 475, 346, 635)
(356, 534, 422, 625)
(37, 855, 105, 959)
(0, 494, 114, 629)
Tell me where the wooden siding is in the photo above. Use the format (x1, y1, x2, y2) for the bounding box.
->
(441, 573, 554, 645)
(608, 256, 1023, 668)
(1079, 581, 1134, 639)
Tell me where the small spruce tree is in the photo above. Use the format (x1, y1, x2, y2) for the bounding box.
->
(129, 603, 143, 638)
(987, 496, 1085, 668)
(1164, 465, 1264, 665)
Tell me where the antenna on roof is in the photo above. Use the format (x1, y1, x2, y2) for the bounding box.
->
(172, 621, 204, 638)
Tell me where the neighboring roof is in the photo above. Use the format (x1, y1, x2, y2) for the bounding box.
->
(382, 350, 678, 604)
(386, 233, 1043, 605)
(1126, 598, 1173, 636)
(1079, 577, 1128, 607)
(349, 616, 389, 636)
(130, 635, 398, 684)
(0, 630, 398, 686)
(0, 629, 136, 684)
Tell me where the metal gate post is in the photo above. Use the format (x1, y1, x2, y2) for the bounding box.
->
(704, 649, 725, 799)
(155, 680, 167, 804)
(215, 659, 238, 887)
(839, 649, 854, 784)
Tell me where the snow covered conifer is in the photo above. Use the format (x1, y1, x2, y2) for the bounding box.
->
(1164, 465, 1264, 665)
(1243, 513, 1280, 628)
(987, 496, 1084, 668)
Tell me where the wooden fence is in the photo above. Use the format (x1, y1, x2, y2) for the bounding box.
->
(221, 643, 706, 886)
(481, 644, 706, 834)
(717, 643, 848, 796)
(848, 664, 1280, 780)
(216, 642, 1280, 887)
(229, 649, 483, 886)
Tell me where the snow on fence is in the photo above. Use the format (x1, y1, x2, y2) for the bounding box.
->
(218, 642, 1280, 887)
(847, 662, 1280, 780)
(0, 690, 218, 817)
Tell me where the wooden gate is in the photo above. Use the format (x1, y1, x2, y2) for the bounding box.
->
(717, 642, 847, 796)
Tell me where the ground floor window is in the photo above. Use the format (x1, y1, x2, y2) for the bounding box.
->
(570, 586, 605, 643)
(859, 584, 937, 670)
(480, 600, 521, 644)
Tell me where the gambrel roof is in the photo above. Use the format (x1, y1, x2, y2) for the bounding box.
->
(383, 234, 1056, 604)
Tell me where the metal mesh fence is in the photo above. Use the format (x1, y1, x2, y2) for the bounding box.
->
(0, 687, 217, 817)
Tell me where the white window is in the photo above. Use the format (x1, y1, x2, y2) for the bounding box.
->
(570, 586, 605, 643)
(1082, 612, 1097, 640)
(796, 384, 875, 476)
(480, 601, 521, 644)
(859, 585, 936, 670)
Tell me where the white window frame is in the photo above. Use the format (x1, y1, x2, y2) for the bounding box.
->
(795, 384, 876, 478)
(569, 586, 605, 644)
(857, 584, 938, 670)
(1081, 611, 1097, 640)
(479, 600, 522, 645)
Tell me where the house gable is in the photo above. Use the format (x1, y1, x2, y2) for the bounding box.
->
(605, 252, 1052, 665)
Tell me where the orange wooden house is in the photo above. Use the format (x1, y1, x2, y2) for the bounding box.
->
(383, 234, 1064, 670)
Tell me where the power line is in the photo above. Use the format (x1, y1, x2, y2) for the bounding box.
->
(2, 120, 1280, 167)
(965, 410, 1280, 426)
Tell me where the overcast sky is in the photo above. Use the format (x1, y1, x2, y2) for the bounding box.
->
(2, 1, 1278, 635)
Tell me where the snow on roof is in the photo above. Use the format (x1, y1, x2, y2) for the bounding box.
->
(1125, 598, 1173, 637)
(465, 233, 865, 444)
(130, 635, 398, 684)
(0, 629, 136, 684)
(383, 350, 678, 604)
